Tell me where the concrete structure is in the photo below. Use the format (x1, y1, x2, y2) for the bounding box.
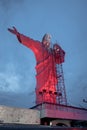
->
(40, 103, 87, 120)
(31, 102, 87, 126)
(0, 105, 40, 125)
(0, 104, 87, 127)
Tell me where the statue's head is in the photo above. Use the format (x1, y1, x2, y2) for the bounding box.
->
(42, 33, 51, 48)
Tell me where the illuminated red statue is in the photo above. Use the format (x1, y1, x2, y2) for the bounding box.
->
(8, 27, 65, 104)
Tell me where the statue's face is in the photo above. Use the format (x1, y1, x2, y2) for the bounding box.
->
(42, 34, 51, 49)
(43, 40, 50, 48)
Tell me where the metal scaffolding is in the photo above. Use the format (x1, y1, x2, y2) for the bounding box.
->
(56, 63, 67, 105)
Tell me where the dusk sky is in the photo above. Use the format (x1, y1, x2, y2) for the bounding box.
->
(0, 0, 87, 108)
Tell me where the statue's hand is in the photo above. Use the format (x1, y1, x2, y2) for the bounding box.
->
(8, 26, 19, 36)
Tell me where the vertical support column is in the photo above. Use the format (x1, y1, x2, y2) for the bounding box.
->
(56, 63, 67, 105)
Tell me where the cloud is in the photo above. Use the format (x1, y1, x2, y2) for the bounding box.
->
(0, 91, 35, 108)
(0, 62, 36, 108)
(0, 62, 21, 93)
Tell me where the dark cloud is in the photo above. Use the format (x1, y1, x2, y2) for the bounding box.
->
(0, 91, 35, 108)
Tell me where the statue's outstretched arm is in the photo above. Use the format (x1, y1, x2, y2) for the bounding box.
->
(8, 26, 22, 43)
(8, 26, 41, 54)
(8, 26, 19, 36)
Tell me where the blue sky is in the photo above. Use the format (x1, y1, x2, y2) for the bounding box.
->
(0, 0, 87, 108)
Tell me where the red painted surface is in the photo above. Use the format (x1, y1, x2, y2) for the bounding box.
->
(18, 34, 65, 104)
(33, 103, 87, 121)
(8, 27, 65, 105)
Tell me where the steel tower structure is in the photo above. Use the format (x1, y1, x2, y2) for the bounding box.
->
(56, 63, 67, 105)
(54, 43, 67, 105)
